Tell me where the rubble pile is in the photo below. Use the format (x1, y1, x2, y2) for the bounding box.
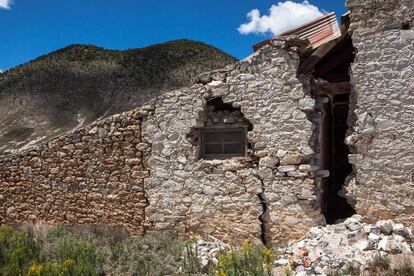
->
(275, 215, 414, 275)
(194, 235, 230, 268)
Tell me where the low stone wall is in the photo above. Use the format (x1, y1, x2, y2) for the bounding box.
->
(0, 108, 151, 234)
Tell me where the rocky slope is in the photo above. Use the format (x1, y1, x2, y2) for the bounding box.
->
(0, 40, 236, 157)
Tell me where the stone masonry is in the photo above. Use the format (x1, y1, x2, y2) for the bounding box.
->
(0, 37, 326, 246)
(344, 0, 414, 224)
(142, 38, 325, 245)
(0, 0, 413, 246)
(0, 108, 151, 234)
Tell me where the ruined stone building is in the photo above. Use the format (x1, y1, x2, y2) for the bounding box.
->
(0, 0, 413, 245)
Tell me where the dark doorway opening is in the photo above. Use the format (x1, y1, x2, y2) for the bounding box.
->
(325, 93, 356, 223)
(305, 30, 356, 223)
(317, 91, 356, 224)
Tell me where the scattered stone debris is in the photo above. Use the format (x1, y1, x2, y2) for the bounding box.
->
(193, 235, 230, 268)
(183, 216, 414, 275)
(275, 215, 414, 275)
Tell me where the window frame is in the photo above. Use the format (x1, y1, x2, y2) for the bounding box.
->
(200, 127, 247, 160)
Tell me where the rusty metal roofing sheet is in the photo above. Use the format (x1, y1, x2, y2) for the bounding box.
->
(253, 12, 341, 52)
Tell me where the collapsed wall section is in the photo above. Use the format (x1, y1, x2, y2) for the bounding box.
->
(345, 0, 414, 223)
(142, 38, 325, 245)
(0, 108, 151, 233)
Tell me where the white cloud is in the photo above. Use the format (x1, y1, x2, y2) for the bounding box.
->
(238, 1, 325, 36)
(0, 0, 12, 9)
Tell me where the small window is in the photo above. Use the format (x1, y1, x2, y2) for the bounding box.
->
(201, 129, 246, 159)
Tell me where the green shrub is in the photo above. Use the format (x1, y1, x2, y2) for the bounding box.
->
(367, 254, 390, 272)
(105, 232, 200, 275)
(328, 263, 360, 276)
(182, 243, 202, 275)
(0, 225, 41, 275)
(384, 258, 414, 276)
(0, 224, 104, 276)
(55, 236, 104, 275)
(209, 241, 277, 276)
(330, 255, 414, 276)
(1, 225, 285, 276)
(391, 265, 414, 276)
(283, 265, 293, 276)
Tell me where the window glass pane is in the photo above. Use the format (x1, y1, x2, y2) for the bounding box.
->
(223, 143, 242, 154)
(205, 132, 222, 143)
(205, 143, 223, 154)
(223, 132, 243, 143)
(202, 129, 246, 158)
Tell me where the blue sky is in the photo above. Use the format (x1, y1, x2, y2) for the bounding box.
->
(0, 0, 347, 70)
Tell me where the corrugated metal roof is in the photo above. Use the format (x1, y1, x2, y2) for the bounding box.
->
(253, 12, 341, 52)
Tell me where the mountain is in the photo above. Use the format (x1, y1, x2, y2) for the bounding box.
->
(0, 39, 237, 157)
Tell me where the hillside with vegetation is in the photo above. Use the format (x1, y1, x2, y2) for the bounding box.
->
(0, 40, 237, 157)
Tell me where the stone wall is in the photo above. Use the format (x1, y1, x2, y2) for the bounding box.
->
(0, 38, 327, 245)
(142, 38, 325, 245)
(0, 108, 151, 233)
(3, 1, 412, 244)
(345, 0, 414, 223)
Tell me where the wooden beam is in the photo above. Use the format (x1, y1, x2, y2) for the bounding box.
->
(315, 44, 354, 76)
(314, 81, 351, 96)
(299, 37, 343, 74)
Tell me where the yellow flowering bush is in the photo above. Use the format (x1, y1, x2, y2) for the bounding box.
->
(27, 262, 63, 276)
(210, 240, 277, 276)
(27, 263, 44, 275)
(63, 258, 75, 266)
